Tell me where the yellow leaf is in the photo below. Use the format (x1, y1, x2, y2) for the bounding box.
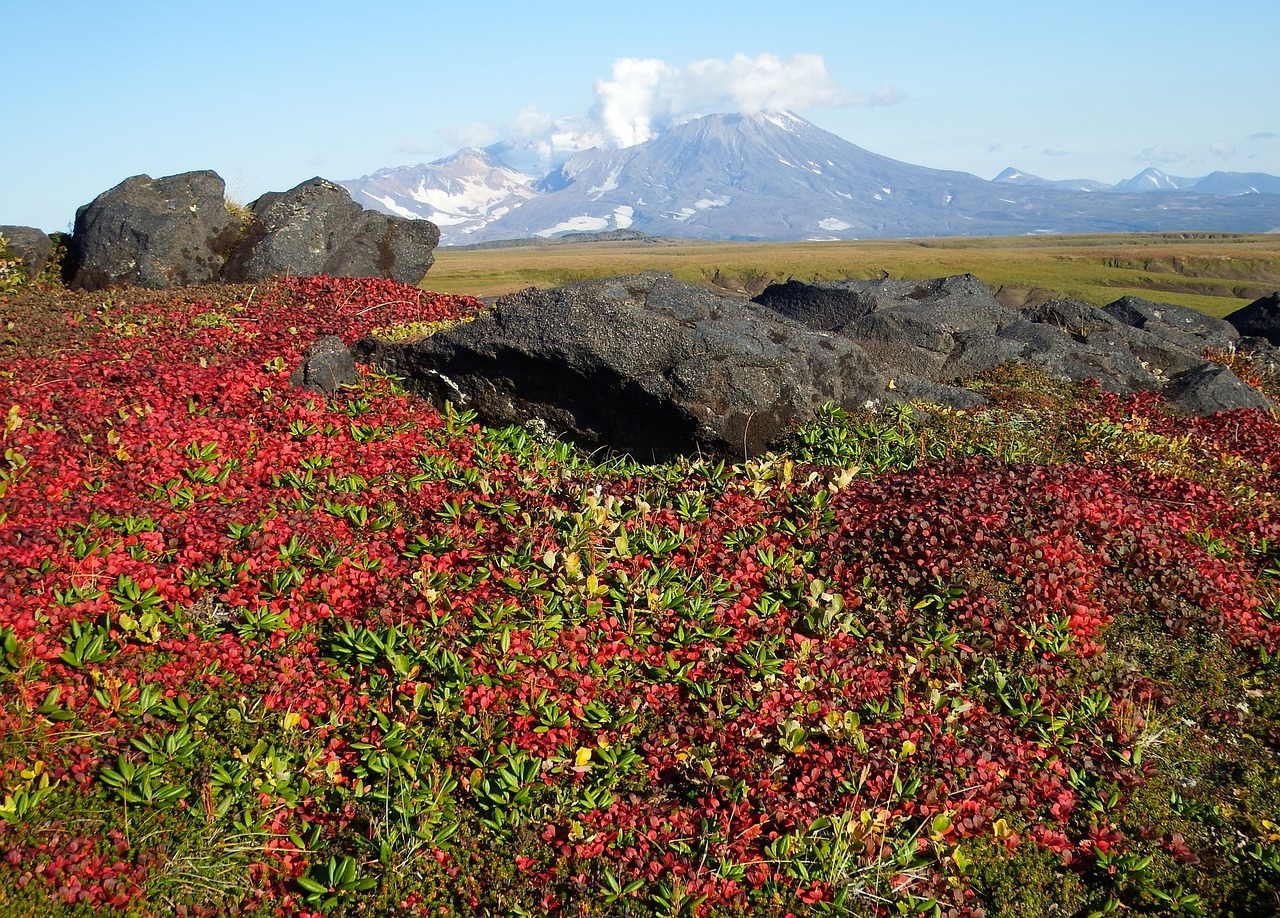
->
(901, 739, 917, 757)
(574, 747, 593, 768)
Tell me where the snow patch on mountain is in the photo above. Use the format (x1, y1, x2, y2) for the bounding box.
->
(340, 148, 540, 237)
(356, 192, 424, 222)
(536, 214, 611, 237)
(762, 111, 806, 132)
(588, 169, 622, 199)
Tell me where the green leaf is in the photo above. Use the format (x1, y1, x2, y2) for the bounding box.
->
(930, 812, 953, 837)
(296, 875, 329, 894)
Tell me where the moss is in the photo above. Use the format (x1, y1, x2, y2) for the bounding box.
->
(368, 314, 479, 342)
(967, 841, 1086, 917)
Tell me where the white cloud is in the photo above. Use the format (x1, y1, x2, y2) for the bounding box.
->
(507, 104, 553, 139)
(1137, 144, 1185, 166)
(868, 86, 905, 106)
(595, 58, 676, 148)
(440, 122, 499, 150)
(590, 53, 898, 148)
(398, 137, 437, 156)
(1210, 142, 1236, 159)
(475, 53, 900, 175)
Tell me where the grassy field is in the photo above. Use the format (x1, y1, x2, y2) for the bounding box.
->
(426, 232, 1280, 316)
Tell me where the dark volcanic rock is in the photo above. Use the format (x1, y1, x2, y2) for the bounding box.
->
(0, 225, 53, 280)
(750, 278, 881, 331)
(754, 275, 1273, 415)
(1021, 298, 1124, 336)
(759, 274, 1038, 384)
(289, 336, 358, 395)
(1225, 292, 1280, 346)
(328, 210, 440, 281)
(67, 171, 239, 291)
(63, 171, 440, 291)
(754, 273, 1003, 337)
(1163, 362, 1273, 416)
(1102, 295, 1240, 353)
(223, 178, 438, 284)
(353, 272, 980, 459)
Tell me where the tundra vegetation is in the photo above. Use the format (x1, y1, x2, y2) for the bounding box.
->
(1, 241, 1280, 917)
(428, 232, 1280, 313)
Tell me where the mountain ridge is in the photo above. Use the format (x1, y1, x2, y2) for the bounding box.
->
(341, 112, 1280, 245)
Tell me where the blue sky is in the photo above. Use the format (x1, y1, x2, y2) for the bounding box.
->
(5, 0, 1277, 232)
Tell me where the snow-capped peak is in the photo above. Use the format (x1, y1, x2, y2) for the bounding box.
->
(758, 111, 808, 133)
(340, 150, 540, 235)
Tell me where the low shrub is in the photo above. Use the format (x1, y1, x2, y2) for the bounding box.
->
(0, 234, 29, 294)
(1, 276, 1278, 916)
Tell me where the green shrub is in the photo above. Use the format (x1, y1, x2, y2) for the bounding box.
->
(39, 232, 69, 287)
(0, 234, 28, 294)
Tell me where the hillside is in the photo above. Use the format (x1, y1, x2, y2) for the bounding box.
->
(2, 276, 1280, 916)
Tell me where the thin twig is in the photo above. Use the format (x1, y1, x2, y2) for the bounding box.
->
(356, 299, 416, 317)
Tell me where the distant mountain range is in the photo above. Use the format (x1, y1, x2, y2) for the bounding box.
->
(994, 165, 1280, 196)
(340, 111, 1280, 245)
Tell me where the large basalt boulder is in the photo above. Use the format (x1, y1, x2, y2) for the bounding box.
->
(66, 171, 239, 291)
(754, 276, 1272, 415)
(847, 282, 1012, 379)
(223, 178, 438, 285)
(352, 272, 980, 460)
(750, 277, 880, 331)
(754, 273, 1002, 336)
(1225, 292, 1280, 346)
(1163, 362, 1273, 416)
(1102, 295, 1240, 353)
(0, 225, 53, 280)
(63, 171, 440, 292)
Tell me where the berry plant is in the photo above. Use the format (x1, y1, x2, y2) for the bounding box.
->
(1, 275, 1279, 916)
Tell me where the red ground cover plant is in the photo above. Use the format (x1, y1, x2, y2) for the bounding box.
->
(2, 276, 1279, 917)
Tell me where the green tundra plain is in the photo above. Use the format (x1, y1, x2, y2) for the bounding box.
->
(426, 232, 1280, 315)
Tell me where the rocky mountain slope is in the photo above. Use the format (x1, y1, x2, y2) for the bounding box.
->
(342, 111, 1280, 245)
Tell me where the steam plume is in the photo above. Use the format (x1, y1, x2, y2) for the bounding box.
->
(474, 53, 898, 175)
(593, 53, 896, 148)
